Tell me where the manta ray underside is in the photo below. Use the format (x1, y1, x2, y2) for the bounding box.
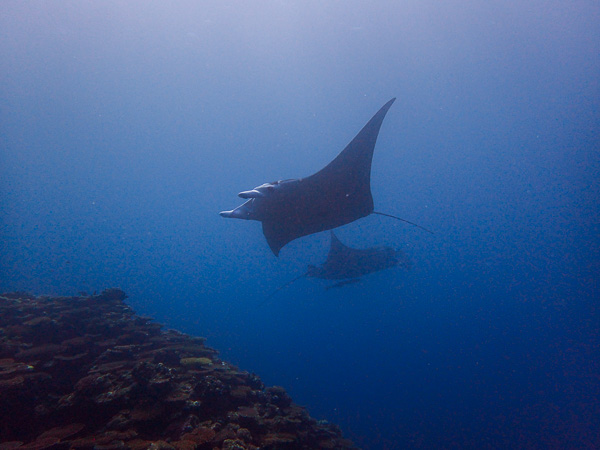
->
(220, 98, 431, 256)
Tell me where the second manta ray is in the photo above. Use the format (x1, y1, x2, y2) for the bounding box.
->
(220, 98, 432, 256)
(267, 231, 411, 298)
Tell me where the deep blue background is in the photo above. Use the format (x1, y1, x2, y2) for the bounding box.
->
(1, 2, 598, 448)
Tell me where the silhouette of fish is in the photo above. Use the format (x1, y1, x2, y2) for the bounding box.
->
(267, 231, 411, 299)
(220, 98, 432, 256)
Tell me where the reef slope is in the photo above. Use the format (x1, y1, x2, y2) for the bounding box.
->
(0, 289, 356, 449)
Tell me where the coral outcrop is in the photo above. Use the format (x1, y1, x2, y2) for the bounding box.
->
(0, 289, 356, 449)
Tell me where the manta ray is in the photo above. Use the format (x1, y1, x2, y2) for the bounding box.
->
(267, 231, 411, 298)
(220, 98, 431, 256)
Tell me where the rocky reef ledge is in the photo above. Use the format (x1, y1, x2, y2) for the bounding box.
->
(0, 289, 356, 450)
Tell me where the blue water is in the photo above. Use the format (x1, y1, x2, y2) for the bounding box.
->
(1, 2, 598, 448)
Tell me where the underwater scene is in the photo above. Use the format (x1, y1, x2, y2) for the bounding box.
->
(1, 2, 598, 449)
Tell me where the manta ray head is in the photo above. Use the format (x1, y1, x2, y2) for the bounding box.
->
(220, 182, 282, 220)
(220, 179, 301, 221)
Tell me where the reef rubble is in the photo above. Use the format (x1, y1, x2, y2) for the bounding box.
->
(0, 289, 356, 450)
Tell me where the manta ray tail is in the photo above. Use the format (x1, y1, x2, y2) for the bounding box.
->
(261, 273, 307, 306)
(373, 211, 434, 234)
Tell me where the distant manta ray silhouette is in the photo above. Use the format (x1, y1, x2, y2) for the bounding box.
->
(266, 231, 411, 300)
(220, 98, 432, 256)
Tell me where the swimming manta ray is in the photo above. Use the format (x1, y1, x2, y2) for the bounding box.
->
(220, 98, 432, 256)
(266, 231, 411, 299)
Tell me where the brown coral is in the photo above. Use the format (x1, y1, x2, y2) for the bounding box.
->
(0, 290, 356, 449)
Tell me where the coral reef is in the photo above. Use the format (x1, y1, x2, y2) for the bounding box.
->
(0, 289, 356, 449)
